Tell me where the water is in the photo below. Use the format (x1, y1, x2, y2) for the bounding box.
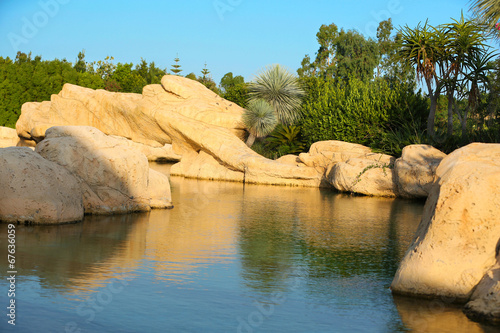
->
(0, 163, 498, 333)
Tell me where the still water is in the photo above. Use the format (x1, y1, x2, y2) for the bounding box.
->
(1, 164, 499, 333)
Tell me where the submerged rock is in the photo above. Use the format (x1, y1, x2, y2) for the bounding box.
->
(0, 147, 84, 224)
(391, 143, 500, 301)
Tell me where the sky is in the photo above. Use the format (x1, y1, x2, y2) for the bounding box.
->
(0, 0, 481, 83)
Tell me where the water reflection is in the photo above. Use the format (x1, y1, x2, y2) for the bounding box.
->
(1, 165, 497, 332)
(0, 214, 147, 294)
(393, 295, 499, 333)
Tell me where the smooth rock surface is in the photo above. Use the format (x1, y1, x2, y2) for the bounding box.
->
(395, 145, 447, 198)
(36, 126, 173, 214)
(327, 153, 397, 197)
(0, 147, 84, 224)
(391, 143, 500, 301)
(298, 140, 372, 172)
(0, 126, 19, 147)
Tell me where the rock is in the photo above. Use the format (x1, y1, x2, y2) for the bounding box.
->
(395, 145, 447, 198)
(298, 140, 372, 172)
(36, 126, 173, 214)
(464, 258, 500, 325)
(148, 169, 174, 209)
(0, 147, 84, 224)
(108, 135, 181, 162)
(391, 143, 500, 301)
(0, 126, 19, 148)
(276, 154, 304, 166)
(170, 150, 244, 182)
(327, 153, 397, 197)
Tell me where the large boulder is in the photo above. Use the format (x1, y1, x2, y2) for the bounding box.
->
(326, 153, 398, 197)
(0, 147, 84, 224)
(298, 140, 372, 173)
(394, 144, 447, 198)
(36, 126, 173, 214)
(391, 143, 500, 301)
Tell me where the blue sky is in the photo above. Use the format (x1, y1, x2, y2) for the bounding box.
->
(0, 0, 479, 83)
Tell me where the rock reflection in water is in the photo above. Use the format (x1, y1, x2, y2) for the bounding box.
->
(393, 295, 499, 333)
(0, 213, 147, 295)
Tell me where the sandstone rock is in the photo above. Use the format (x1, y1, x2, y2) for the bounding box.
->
(298, 140, 372, 172)
(0, 147, 84, 224)
(170, 150, 244, 182)
(327, 154, 397, 197)
(391, 143, 500, 301)
(148, 169, 174, 209)
(0, 126, 19, 148)
(36, 126, 173, 214)
(395, 145, 447, 198)
(276, 154, 304, 166)
(108, 135, 181, 162)
(464, 259, 500, 325)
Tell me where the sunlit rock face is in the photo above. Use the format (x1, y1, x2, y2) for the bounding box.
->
(35, 126, 173, 214)
(0, 147, 84, 224)
(391, 143, 500, 301)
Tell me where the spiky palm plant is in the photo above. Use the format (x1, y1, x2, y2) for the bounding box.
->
(248, 65, 305, 126)
(470, 0, 500, 39)
(242, 99, 278, 147)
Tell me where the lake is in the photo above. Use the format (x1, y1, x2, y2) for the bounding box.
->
(0, 163, 498, 333)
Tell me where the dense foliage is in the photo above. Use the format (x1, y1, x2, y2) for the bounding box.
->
(299, 76, 428, 155)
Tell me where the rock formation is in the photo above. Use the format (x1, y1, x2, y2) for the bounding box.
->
(394, 144, 447, 198)
(391, 143, 500, 301)
(0, 147, 84, 224)
(36, 126, 173, 214)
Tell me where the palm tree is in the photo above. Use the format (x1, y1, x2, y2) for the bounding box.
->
(470, 0, 500, 39)
(248, 65, 305, 126)
(442, 13, 487, 137)
(242, 99, 278, 147)
(398, 21, 445, 139)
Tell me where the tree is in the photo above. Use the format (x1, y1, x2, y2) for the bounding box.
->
(298, 23, 379, 81)
(170, 55, 182, 75)
(185, 72, 197, 80)
(441, 14, 487, 138)
(398, 21, 445, 139)
(249, 64, 305, 125)
(242, 99, 278, 147)
(220, 72, 248, 107)
(197, 63, 219, 93)
(470, 0, 500, 39)
(74, 50, 86, 73)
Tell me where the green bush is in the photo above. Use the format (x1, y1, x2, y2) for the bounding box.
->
(299, 76, 428, 156)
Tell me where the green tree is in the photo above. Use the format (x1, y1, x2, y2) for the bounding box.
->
(197, 63, 219, 94)
(242, 99, 278, 147)
(398, 21, 446, 139)
(74, 50, 86, 73)
(249, 65, 305, 125)
(220, 72, 248, 107)
(298, 23, 379, 81)
(470, 0, 500, 39)
(170, 56, 182, 75)
(185, 72, 197, 80)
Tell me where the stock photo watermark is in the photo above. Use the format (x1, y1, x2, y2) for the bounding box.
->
(236, 267, 308, 333)
(213, 0, 244, 21)
(7, 0, 71, 51)
(356, 0, 403, 36)
(64, 276, 131, 333)
(5, 224, 17, 326)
